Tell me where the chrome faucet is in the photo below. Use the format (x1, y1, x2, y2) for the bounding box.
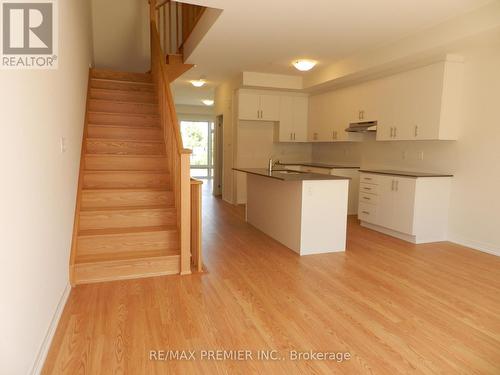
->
(268, 158, 281, 173)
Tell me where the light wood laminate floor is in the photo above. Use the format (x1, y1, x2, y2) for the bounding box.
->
(43, 182, 500, 374)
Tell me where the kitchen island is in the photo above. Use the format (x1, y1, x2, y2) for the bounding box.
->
(233, 168, 350, 255)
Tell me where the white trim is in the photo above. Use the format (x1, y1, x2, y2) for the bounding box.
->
(448, 235, 500, 257)
(30, 283, 72, 375)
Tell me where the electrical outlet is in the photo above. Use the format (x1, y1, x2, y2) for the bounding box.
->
(60, 137, 67, 153)
(418, 151, 424, 161)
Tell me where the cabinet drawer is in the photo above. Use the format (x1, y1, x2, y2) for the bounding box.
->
(358, 202, 377, 224)
(359, 192, 378, 205)
(360, 173, 379, 185)
(360, 183, 378, 195)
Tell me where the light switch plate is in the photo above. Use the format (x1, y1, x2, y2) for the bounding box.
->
(60, 137, 67, 153)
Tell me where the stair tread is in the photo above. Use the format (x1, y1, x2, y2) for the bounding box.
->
(75, 249, 180, 264)
(86, 154, 167, 159)
(79, 224, 178, 237)
(91, 78, 154, 86)
(91, 87, 156, 95)
(82, 188, 172, 193)
(90, 98, 157, 106)
(86, 138, 163, 143)
(84, 170, 169, 174)
(80, 204, 175, 212)
(88, 123, 161, 130)
(88, 111, 159, 118)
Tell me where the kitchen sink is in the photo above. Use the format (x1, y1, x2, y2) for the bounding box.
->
(275, 170, 303, 175)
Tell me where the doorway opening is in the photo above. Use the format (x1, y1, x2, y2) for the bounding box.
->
(180, 120, 215, 179)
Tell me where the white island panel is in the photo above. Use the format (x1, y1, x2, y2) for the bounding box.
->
(246, 174, 303, 252)
(300, 180, 349, 255)
(246, 173, 348, 255)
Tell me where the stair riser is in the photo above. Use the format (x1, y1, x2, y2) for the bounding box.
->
(81, 190, 173, 209)
(89, 100, 158, 115)
(83, 172, 170, 189)
(91, 79, 155, 92)
(88, 112, 159, 127)
(79, 208, 176, 230)
(77, 231, 179, 256)
(88, 126, 163, 141)
(90, 89, 157, 103)
(86, 139, 165, 155)
(91, 70, 153, 83)
(85, 155, 168, 171)
(73, 255, 180, 284)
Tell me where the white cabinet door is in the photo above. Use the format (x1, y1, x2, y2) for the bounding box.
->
(391, 178, 416, 234)
(392, 71, 417, 140)
(292, 97, 308, 142)
(239, 92, 260, 120)
(260, 94, 280, 121)
(308, 94, 328, 141)
(278, 96, 294, 141)
(375, 75, 396, 141)
(376, 175, 395, 229)
(413, 64, 443, 140)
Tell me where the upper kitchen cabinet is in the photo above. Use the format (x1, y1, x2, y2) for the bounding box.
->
(308, 88, 362, 142)
(238, 90, 280, 121)
(377, 59, 464, 141)
(277, 95, 308, 142)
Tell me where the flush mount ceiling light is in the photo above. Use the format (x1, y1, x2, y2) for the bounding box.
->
(202, 99, 214, 106)
(190, 79, 206, 87)
(292, 59, 317, 72)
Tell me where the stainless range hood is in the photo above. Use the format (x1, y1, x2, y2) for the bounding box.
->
(345, 121, 377, 133)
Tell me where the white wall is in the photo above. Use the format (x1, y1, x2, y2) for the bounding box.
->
(91, 0, 150, 72)
(214, 77, 239, 203)
(236, 121, 312, 203)
(312, 30, 500, 255)
(0, 1, 94, 374)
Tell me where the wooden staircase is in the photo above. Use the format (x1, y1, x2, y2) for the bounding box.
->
(71, 70, 182, 284)
(70, 0, 206, 285)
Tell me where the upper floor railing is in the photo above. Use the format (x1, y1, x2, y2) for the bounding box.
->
(154, 0, 206, 55)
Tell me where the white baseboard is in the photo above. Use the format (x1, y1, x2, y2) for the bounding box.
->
(30, 283, 72, 375)
(448, 235, 500, 257)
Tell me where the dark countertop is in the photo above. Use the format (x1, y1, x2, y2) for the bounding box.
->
(233, 168, 350, 181)
(359, 169, 454, 178)
(280, 162, 360, 169)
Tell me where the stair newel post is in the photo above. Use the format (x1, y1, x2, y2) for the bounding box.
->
(180, 150, 192, 274)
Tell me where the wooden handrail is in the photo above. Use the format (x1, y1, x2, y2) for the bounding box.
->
(149, 0, 193, 275)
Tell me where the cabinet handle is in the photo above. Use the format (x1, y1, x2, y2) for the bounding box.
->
(396, 180, 399, 191)
(364, 177, 372, 181)
(390, 127, 393, 138)
(363, 197, 371, 200)
(391, 180, 395, 191)
(314, 132, 318, 140)
(293, 133, 296, 140)
(394, 127, 397, 138)
(414, 125, 418, 137)
(362, 211, 370, 215)
(290, 132, 293, 140)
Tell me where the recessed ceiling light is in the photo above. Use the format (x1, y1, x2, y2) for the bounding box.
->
(292, 59, 317, 72)
(191, 79, 206, 87)
(202, 99, 214, 106)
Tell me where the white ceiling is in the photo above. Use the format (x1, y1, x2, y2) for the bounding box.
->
(173, 0, 495, 105)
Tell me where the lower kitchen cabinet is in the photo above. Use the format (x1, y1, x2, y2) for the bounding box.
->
(358, 172, 452, 243)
